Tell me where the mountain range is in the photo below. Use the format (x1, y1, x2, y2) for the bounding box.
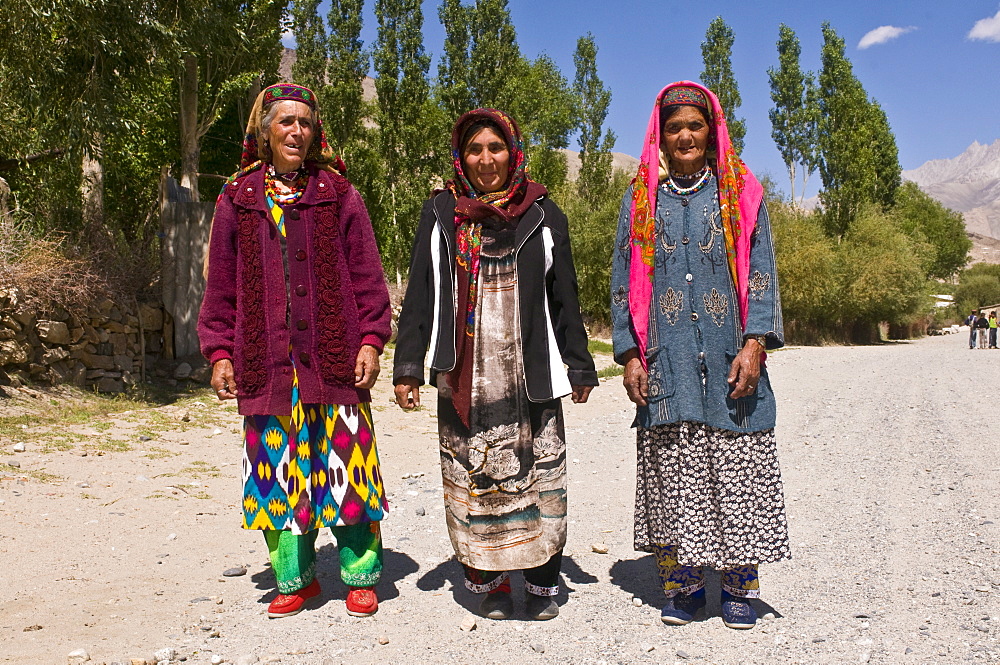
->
(902, 138, 1000, 240)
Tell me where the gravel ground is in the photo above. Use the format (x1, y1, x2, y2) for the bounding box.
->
(1, 334, 998, 665)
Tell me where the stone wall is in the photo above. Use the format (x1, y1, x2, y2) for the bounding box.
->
(0, 288, 170, 392)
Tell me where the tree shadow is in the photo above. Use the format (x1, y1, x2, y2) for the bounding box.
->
(250, 545, 419, 611)
(609, 556, 782, 620)
(415, 553, 600, 620)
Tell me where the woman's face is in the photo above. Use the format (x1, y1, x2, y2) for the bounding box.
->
(267, 100, 315, 172)
(462, 127, 510, 194)
(661, 105, 711, 175)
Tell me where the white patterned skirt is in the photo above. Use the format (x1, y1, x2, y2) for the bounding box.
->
(634, 422, 790, 569)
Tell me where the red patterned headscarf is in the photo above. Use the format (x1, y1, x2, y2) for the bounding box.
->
(627, 81, 764, 366)
(444, 108, 547, 427)
(232, 83, 345, 181)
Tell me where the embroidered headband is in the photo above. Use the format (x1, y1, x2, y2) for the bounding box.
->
(659, 86, 709, 110)
(261, 83, 317, 110)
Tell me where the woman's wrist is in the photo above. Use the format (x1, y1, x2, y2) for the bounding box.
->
(743, 334, 766, 350)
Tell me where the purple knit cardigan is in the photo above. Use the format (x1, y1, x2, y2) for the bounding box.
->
(197, 166, 391, 415)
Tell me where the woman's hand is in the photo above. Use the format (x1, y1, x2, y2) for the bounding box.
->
(727, 338, 763, 399)
(211, 359, 238, 400)
(394, 377, 421, 410)
(622, 351, 649, 406)
(354, 344, 380, 389)
(571, 385, 594, 404)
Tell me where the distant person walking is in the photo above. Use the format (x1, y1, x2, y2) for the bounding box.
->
(976, 312, 990, 349)
(989, 312, 997, 349)
(967, 310, 978, 349)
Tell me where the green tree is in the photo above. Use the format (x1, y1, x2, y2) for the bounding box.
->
(373, 0, 435, 282)
(954, 264, 1000, 314)
(768, 24, 819, 205)
(892, 181, 971, 279)
(291, 0, 328, 93)
(817, 23, 901, 237)
(513, 55, 576, 190)
(573, 33, 615, 206)
(324, 0, 368, 153)
(701, 16, 746, 155)
(436, 0, 474, 120)
(468, 0, 522, 110)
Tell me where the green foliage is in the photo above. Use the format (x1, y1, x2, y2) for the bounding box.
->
(513, 55, 576, 191)
(817, 23, 901, 238)
(573, 34, 615, 206)
(324, 0, 368, 153)
(767, 24, 819, 204)
(954, 264, 1000, 315)
(467, 0, 521, 111)
(436, 0, 474, 119)
(892, 182, 971, 279)
(770, 201, 839, 330)
(701, 16, 746, 155)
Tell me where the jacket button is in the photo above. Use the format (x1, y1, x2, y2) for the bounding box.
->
(691, 312, 699, 321)
(288, 209, 300, 220)
(681, 198, 689, 207)
(685, 273, 693, 282)
(295, 285, 307, 296)
(299, 352, 311, 364)
(318, 182, 325, 188)
(296, 319, 308, 330)
(295, 249, 307, 261)
(246, 186, 253, 193)
(682, 236, 690, 244)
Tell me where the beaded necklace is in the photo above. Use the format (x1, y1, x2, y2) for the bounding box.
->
(264, 165, 310, 206)
(662, 165, 712, 196)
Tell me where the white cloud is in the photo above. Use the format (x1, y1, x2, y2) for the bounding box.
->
(858, 25, 917, 49)
(968, 7, 1000, 42)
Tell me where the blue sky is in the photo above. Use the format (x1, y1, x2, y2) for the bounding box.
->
(312, 1, 1000, 197)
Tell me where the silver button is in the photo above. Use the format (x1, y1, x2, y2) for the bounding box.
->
(681, 198, 689, 207)
(682, 236, 689, 244)
(691, 312, 699, 321)
(318, 182, 325, 188)
(698, 351, 705, 359)
(246, 187, 253, 192)
(685, 273, 693, 282)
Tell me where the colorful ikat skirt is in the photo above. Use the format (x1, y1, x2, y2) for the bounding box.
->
(242, 401, 387, 533)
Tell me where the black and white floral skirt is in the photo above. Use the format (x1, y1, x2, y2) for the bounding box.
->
(634, 422, 791, 569)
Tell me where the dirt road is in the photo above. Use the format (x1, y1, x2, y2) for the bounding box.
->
(1, 334, 998, 665)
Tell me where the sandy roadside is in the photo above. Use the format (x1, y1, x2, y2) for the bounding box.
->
(1, 334, 998, 665)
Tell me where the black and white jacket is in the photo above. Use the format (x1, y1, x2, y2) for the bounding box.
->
(392, 191, 598, 402)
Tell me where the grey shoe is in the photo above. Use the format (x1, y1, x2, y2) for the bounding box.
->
(479, 591, 513, 620)
(525, 593, 559, 620)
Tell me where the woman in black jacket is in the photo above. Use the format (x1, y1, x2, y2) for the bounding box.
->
(393, 108, 597, 621)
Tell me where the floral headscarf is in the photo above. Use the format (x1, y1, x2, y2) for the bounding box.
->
(444, 108, 548, 427)
(232, 83, 344, 182)
(627, 81, 764, 365)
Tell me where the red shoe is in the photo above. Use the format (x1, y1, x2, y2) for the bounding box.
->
(267, 579, 321, 618)
(345, 586, 378, 617)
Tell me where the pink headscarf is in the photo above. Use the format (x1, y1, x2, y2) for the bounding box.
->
(627, 81, 764, 366)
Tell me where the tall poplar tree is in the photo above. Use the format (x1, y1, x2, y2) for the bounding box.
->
(701, 16, 746, 155)
(373, 0, 435, 281)
(817, 23, 900, 237)
(436, 0, 473, 120)
(768, 24, 819, 204)
(291, 0, 328, 93)
(468, 0, 522, 110)
(325, 0, 368, 153)
(573, 33, 615, 206)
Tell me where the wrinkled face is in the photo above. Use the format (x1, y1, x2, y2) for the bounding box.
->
(462, 127, 510, 194)
(661, 105, 711, 175)
(267, 100, 315, 172)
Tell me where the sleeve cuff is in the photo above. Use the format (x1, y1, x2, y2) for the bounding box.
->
(208, 350, 233, 364)
(392, 362, 425, 386)
(360, 334, 386, 354)
(567, 369, 599, 387)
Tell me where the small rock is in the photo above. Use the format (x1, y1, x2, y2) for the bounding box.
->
(76, 481, 90, 488)
(67, 649, 91, 665)
(642, 644, 655, 652)
(377, 635, 389, 645)
(167, 533, 177, 541)
(591, 543, 609, 554)
(130, 659, 149, 665)
(75, 450, 88, 457)
(222, 567, 247, 577)
(181, 413, 191, 423)
(212, 428, 222, 435)
(904, 648, 914, 654)
(631, 597, 642, 607)
(853, 612, 871, 618)
(211, 656, 224, 665)
(139, 435, 152, 442)
(152, 648, 177, 663)
(190, 597, 212, 603)
(975, 587, 991, 593)
(7, 460, 21, 468)
(174, 363, 193, 380)
(530, 644, 546, 654)
(813, 637, 826, 643)
(859, 653, 871, 664)
(459, 615, 477, 632)
(12, 442, 25, 452)
(24, 625, 42, 632)
(762, 611, 776, 620)
(414, 507, 426, 516)
(676, 650, 690, 659)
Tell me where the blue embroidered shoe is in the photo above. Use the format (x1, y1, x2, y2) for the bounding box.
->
(660, 588, 706, 625)
(721, 590, 757, 629)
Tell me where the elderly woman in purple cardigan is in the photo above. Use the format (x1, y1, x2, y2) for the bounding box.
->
(198, 83, 391, 619)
